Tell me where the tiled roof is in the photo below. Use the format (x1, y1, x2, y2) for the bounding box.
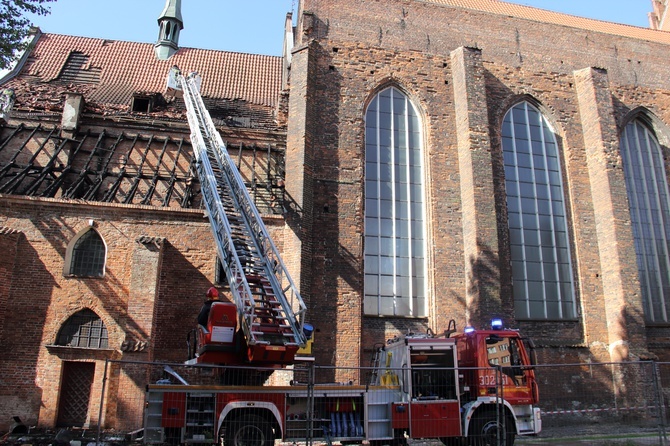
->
(422, 0, 670, 44)
(21, 33, 283, 107)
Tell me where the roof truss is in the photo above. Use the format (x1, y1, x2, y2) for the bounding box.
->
(0, 123, 286, 214)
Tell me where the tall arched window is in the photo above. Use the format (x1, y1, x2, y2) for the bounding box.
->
(66, 229, 106, 277)
(502, 101, 576, 320)
(620, 118, 670, 323)
(56, 309, 109, 348)
(364, 86, 427, 317)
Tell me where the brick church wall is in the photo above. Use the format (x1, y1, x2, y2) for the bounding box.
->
(0, 195, 285, 428)
(290, 0, 670, 367)
(0, 227, 21, 345)
(3, 0, 670, 431)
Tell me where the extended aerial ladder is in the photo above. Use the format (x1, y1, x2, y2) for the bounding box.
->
(169, 67, 307, 365)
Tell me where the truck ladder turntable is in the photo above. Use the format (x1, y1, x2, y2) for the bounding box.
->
(170, 68, 307, 365)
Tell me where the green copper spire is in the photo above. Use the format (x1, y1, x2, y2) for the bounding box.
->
(154, 0, 183, 60)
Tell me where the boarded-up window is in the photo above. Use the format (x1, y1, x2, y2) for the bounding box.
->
(620, 118, 670, 323)
(364, 86, 427, 317)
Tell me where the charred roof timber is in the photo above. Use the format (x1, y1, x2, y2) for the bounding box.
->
(0, 123, 287, 214)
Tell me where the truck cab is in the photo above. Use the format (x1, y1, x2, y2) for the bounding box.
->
(453, 319, 541, 444)
(369, 320, 541, 445)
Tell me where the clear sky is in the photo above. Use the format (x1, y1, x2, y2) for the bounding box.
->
(24, 0, 653, 57)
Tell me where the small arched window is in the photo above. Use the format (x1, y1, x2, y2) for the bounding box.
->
(620, 118, 670, 323)
(65, 229, 106, 277)
(56, 309, 109, 349)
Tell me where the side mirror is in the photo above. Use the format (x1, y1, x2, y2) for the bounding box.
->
(522, 337, 538, 366)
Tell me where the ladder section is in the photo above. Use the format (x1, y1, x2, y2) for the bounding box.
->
(173, 68, 307, 363)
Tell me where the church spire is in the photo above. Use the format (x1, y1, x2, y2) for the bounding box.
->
(154, 0, 183, 60)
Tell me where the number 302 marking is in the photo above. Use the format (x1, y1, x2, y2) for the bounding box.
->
(479, 374, 510, 386)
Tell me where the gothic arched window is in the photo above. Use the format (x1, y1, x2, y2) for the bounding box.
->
(502, 101, 576, 320)
(364, 86, 427, 317)
(620, 118, 670, 323)
(56, 309, 109, 349)
(66, 229, 106, 277)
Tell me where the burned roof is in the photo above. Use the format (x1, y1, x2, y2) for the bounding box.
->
(0, 33, 287, 211)
(1, 33, 283, 126)
(0, 123, 287, 212)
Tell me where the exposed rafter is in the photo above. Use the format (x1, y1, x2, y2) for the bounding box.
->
(0, 123, 286, 214)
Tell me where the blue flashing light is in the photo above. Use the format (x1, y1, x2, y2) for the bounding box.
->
(464, 325, 476, 334)
(491, 318, 503, 330)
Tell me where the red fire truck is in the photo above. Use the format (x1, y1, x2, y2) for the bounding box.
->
(143, 319, 541, 446)
(155, 71, 541, 445)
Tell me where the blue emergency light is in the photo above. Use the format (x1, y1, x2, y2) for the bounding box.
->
(491, 318, 503, 330)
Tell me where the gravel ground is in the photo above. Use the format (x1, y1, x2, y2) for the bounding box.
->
(515, 424, 666, 445)
(1, 425, 667, 446)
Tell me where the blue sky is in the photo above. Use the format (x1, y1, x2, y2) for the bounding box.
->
(25, 0, 653, 57)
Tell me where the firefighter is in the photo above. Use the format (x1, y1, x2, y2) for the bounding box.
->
(197, 287, 220, 326)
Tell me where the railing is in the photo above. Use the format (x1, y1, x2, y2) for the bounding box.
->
(82, 360, 670, 446)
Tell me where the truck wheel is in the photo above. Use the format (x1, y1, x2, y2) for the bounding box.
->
(225, 414, 273, 446)
(392, 428, 407, 446)
(440, 437, 464, 446)
(469, 412, 515, 446)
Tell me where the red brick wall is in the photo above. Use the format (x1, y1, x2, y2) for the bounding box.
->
(289, 0, 670, 367)
(284, 42, 318, 360)
(0, 195, 285, 429)
(0, 228, 21, 345)
(3, 0, 670, 431)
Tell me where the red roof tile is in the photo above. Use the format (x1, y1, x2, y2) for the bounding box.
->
(422, 0, 670, 44)
(22, 33, 283, 108)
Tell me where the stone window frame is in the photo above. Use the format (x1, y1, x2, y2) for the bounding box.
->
(63, 226, 107, 278)
(502, 100, 577, 321)
(619, 113, 670, 324)
(363, 85, 428, 318)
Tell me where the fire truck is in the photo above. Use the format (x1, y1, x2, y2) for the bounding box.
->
(143, 319, 540, 446)
(144, 70, 541, 446)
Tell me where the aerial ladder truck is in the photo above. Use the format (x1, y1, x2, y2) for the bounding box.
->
(146, 69, 542, 446)
(167, 67, 307, 367)
(145, 318, 541, 446)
